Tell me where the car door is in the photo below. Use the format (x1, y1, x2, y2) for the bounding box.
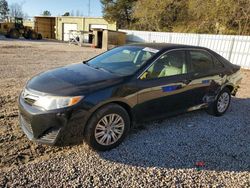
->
(134, 50, 194, 121)
(187, 50, 225, 106)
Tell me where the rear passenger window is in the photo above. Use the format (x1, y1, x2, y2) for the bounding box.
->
(213, 57, 224, 68)
(189, 51, 214, 72)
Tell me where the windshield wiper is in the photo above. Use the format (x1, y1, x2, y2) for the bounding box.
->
(94, 66, 116, 74)
(98, 67, 114, 73)
(85, 63, 116, 74)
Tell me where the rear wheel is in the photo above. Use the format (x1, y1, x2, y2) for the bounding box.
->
(28, 31, 38, 40)
(207, 87, 231, 116)
(84, 104, 130, 151)
(37, 33, 42, 40)
(23, 30, 31, 39)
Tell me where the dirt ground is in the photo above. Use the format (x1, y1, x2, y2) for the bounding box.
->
(0, 38, 249, 187)
(0, 39, 103, 168)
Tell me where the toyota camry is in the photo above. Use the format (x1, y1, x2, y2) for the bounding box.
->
(18, 43, 242, 151)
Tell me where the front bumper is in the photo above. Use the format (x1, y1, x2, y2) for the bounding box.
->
(19, 114, 61, 145)
(18, 96, 90, 146)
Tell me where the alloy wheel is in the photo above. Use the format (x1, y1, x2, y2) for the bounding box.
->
(94, 114, 125, 146)
(217, 92, 230, 113)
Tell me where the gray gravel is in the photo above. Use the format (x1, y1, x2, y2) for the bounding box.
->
(0, 38, 249, 187)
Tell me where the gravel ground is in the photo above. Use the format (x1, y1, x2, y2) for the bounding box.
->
(0, 38, 249, 187)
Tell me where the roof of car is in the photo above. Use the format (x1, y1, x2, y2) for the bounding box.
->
(127, 43, 206, 51)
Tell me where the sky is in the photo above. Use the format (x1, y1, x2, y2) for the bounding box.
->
(7, 0, 103, 17)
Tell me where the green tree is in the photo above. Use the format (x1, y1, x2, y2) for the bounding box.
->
(216, 0, 250, 35)
(42, 10, 51, 16)
(63, 12, 70, 16)
(100, 0, 250, 35)
(0, 0, 9, 20)
(101, 0, 137, 29)
(133, 0, 188, 32)
(188, 0, 217, 33)
(188, 0, 250, 35)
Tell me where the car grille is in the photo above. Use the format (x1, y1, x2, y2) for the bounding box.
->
(20, 115, 33, 134)
(40, 129, 60, 143)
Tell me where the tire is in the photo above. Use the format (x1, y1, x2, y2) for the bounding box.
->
(29, 31, 38, 40)
(84, 104, 130, 151)
(23, 31, 30, 39)
(37, 33, 42, 40)
(8, 29, 20, 39)
(207, 87, 231, 116)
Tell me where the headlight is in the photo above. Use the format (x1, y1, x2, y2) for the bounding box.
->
(33, 96, 83, 110)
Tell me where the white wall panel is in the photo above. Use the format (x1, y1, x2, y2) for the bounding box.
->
(120, 29, 250, 69)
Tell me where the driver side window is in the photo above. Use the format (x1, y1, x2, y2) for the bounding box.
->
(146, 50, 187, 79)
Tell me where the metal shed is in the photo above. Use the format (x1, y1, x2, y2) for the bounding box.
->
(34, 16, 56, 39)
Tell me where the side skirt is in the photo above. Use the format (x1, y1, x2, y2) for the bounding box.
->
(133, 103, 208, 127)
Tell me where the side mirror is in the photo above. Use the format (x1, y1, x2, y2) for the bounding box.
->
(83, 60, 90, 65)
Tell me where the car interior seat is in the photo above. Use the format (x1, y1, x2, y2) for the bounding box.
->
(158, 55, 186, 77)
(149, 58, 167, 78)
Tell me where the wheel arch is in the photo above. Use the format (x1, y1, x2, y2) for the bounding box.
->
(112, 101, 134, 123)
(224, 84, 234, 93)
(222, 84, 235, 94)
(83, 100, 135, 136)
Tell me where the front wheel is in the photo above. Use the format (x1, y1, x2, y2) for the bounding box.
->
(207, 87, 231, 116)
(8, 29, 20, 39)
(84, 104, 130, 151)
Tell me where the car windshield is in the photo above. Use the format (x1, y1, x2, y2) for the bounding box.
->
(86, 46, 158, 76)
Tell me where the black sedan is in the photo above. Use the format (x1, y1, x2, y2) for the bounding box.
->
(18, 43, 242, 150)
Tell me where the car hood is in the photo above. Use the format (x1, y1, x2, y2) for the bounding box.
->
(26, 63, 122, 96)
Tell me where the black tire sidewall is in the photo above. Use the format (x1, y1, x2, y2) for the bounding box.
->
(10, 30, 20, 39)
(85, 104, 130, 151)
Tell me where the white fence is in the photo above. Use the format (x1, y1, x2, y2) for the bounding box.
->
(119, 29, 250, 69)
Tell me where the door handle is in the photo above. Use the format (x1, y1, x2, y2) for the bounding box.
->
(219, 73, 224, 78)
(194, 73, 200, 77)
(182, 79, 192, 85)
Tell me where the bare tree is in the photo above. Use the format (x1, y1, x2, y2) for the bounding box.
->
(10, 3, 24, 18)
(76, 10, 80, 17)
(23, 13, 29, 20)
